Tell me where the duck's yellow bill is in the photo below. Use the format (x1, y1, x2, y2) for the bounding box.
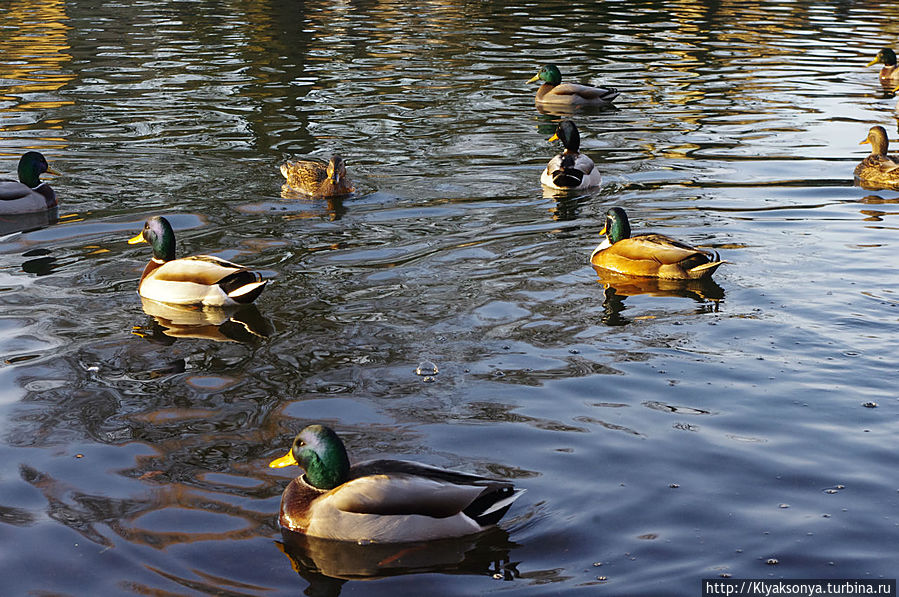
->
(45, 167, 60, 176)
(269, 451, 298, 468)
(867, 57, 880, 67)
(599, 224, 607, 235)
(548, 133, 559, 142)
(859, 138, 871, 146)
(127, 233, 146, 244)
(527, 74, 540, 83)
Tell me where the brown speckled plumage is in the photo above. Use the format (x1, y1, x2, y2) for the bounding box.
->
(280, 155, 354, 197)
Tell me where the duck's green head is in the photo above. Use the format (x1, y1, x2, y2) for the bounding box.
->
(548, 120, 581, 153)
(860, 125, 890, 155)
(528, 64, 562, 86)
(269, 424, 351, 491)
(326, 155, 347, 185)
(18, 151, 58, 188)
(868, 48, 897, 67)
(128, 215, 176, 262)
(600, 207, 631, 243)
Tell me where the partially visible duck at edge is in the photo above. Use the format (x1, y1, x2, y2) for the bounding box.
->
(527, 64, 619, 109)
(855, 125, 899, 189)
(867, 48, 899, 88)
(0, 151, 59, 214)
(280, 155, 354, 197)
(541, 120, 601, 190)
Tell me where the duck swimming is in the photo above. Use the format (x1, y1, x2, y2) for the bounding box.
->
(280, 155, 354, 197)
(867, 48, 899, 88)
(541, 120, 601, 190)
(269, 424, 524, 542)
(527, 64, 618, 110)
(0, 151, 58, 214)
(590, 207, 725, 280)
(128, 216, 267, 306)
(855, 125, 899, 190)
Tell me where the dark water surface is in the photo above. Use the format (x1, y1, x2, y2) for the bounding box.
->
(1, 1, 898, 595)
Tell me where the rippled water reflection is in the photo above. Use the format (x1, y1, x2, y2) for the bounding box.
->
(2, 1, 899, 595)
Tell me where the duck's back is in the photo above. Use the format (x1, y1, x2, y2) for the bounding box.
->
(855, 153, 899, 188)
(593, 233, 719, 279)
(0, 179, 56, 213)
(537, 82, 619, 105)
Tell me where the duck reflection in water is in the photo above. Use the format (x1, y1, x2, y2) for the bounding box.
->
(0, 207, 58, 237)
(276, 527, 519, 595)
(597, 271, 725, 327)
(132, 298, 272, 344)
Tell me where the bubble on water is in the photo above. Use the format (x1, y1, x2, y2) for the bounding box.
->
(415, 360, 438, 376)
(421, 376, 436, 383)
(862, 401, 877, 408)
(778, 503, 789, 509)
(766, 558, 779, 565)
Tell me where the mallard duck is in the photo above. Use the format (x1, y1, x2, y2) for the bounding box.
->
(867, 48, 899, 87)
(855, 125, 899, 189)
(269, 424, 525, 542)
(128, 215, 267, 306)
(590, 207, 725, 280)
(527, 64, 618, 109)
(280, 155, 354, 197)
(0, 151, 58, 214)
(541, 120, 601, 190)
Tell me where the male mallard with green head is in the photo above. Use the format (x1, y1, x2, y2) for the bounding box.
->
(269, 424, 524, 542)
(128, 216, 267, 306)
(867, 48, 899, 87)
(591, 207, 725, 280)
(527, 64, 618, 109)
(0, 152, 59, 214)
(541, 120, 601, 190)
(855, 125, 899, 189)
(280, 155, 354, 197)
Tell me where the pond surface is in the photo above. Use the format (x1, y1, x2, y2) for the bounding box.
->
(1, 1, 898, 595)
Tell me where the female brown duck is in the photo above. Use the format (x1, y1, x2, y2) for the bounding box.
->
(280, 155, 354, 197)
(855, 125, 899, 189)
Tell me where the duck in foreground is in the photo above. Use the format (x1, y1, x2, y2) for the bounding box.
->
(0, 151, 59, 214)
(269, 424, 525, 542)
(867, 48, 899, 87)
(281, 155, 354, 197)
(591, 207, 726, 280)
(541, 120, 601, 190)
(855, 125, 899, 189)
(527, 64, 618, 109)
(128, 216, 267, 306)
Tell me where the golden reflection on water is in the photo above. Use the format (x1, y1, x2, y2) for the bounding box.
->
(0, 0, 73, 146)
